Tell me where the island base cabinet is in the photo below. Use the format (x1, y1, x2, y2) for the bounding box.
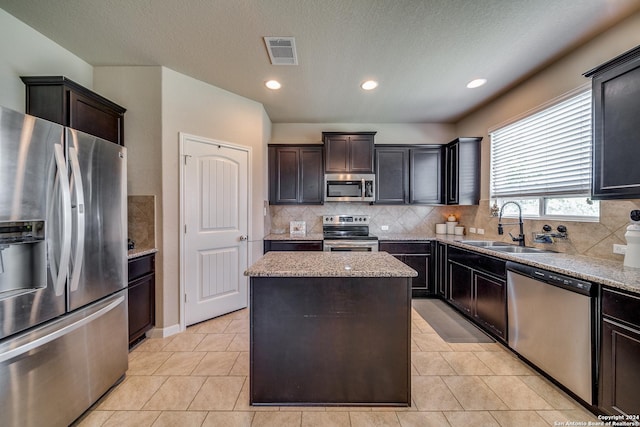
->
(250, 276, 411, 406)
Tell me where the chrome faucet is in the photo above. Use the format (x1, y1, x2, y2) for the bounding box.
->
(498, 201, 525, 246)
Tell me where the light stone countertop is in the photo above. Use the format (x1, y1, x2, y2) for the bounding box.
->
(444, 238, 640, 295)
(264, 233, 324, 241)
(261, 232, 640, 295)
(127, 248, 158, 259)
(244, 251, 418, 278)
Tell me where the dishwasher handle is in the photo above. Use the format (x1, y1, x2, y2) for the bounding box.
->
(506, 261, 595, 296)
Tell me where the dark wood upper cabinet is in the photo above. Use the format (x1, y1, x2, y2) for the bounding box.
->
(375, 139, 480, 206)
(411, 147, 442, 204)
(585, 45, 640, 199)
(323, 132, 375, 173)
(268, 145, 324, 205)
(443, 137, 482, 205)
(21, 76, 126, 146)
(375, 147, 409, 204)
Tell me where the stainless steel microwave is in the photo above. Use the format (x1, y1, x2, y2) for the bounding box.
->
(324, 173, 375, 202)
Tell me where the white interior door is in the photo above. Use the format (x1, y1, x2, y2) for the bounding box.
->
(182, 135, 249, 326)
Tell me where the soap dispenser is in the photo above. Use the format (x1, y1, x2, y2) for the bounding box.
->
(624, 209, 640, 269)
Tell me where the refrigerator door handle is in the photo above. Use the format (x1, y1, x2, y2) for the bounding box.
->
(50, 144, 72, 296)
(0, 294, 125, 364)
(68, 146, 85, 292)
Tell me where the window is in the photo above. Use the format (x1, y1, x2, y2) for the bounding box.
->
(490, 89, 599, 220)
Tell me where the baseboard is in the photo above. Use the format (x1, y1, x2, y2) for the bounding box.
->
(146, 324, 181, 339)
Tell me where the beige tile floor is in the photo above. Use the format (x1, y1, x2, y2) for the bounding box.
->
(76, 307, 599, 427)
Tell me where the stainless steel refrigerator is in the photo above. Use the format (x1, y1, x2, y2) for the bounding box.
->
(0, 106, 128, 427)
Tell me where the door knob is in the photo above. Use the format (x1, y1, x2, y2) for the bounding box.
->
(239, 235, 248, 241)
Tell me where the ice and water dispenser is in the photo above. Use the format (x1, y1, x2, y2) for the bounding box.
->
(0, 220, 46, 298)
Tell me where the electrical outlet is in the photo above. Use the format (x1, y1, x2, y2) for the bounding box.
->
(469, 227, 477, 234)
(381, 225, 389, 231)
(477, 228, 485, 235)
(613, 244, 627, 255)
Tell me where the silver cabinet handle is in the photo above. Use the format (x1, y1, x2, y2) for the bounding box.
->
(239, 235, 248, 241)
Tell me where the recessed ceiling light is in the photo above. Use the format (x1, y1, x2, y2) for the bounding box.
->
(466, 78, 487, 89)
(265, 80, 282, 90)
(361, 80, 378, 91)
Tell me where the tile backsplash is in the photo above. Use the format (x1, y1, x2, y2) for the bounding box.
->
(128, 195, 156, 251)
(269, 199, 640, 262)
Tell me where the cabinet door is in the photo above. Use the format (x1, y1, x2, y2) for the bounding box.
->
(445, 142, 459, 204)
(375, 148, 409, 204)
(349, 135, 374, 173)
(592, 56, 640, 199)
(403, 254, 431, 295)
(436, 242, 448, 298)
(600, 319, 640, 415)
(300, 148, 324, 203)
(69, 91, 123, 145)
(128, 274, 155, 346)
(474, 272, 506, 339)
(448, 261, 472, 314)
(325, 135, 350, 172)
(410, 148, 442, 204)
(271, 148, 300, 204)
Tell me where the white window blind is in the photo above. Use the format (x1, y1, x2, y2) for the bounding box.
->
(490, 90, 592, 198)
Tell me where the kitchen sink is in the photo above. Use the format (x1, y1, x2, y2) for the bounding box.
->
(457, 240, 514, 247)
(457, 240, 555, 254)
(485, 245, 554, 254)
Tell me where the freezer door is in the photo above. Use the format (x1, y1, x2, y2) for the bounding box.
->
(67, 129, 127, 311)
(0, 107, 66, 339)
(0, 291, 128, 427)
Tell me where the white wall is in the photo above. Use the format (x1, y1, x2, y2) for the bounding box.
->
(93, 66, 164, 325)
(272, 123, 457, 145)
(456, 10, 640, 200)
(0, 8, 92, 111)
(161, 68, 270, 330)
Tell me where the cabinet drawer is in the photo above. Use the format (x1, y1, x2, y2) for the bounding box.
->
(602, 288, 640, 328)
(379, 241, 431, 254)
(264, 240, 323, 252)
(448, 246, 505, 278)
(128, 254, 155, 282)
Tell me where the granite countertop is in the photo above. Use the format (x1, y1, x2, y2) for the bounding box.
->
(127, 248, 158, 259)
(444, 238, 640, 295)
(245, 251, 418, 278)
(264, 233, 324, 241)
(260, 232, 640, 295)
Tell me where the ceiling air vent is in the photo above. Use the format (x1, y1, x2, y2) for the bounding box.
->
(264, 37, 298, 65)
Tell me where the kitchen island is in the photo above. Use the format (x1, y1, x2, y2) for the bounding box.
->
(244, 251, 417, 406)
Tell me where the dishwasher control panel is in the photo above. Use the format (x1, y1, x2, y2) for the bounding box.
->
(507, 261, 594, 296)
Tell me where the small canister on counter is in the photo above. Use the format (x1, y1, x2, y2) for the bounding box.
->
(454, 226, 465, 236)
(435, 224, 447, 234)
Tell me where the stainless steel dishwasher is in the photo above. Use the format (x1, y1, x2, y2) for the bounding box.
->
(506, 261, 597, 405)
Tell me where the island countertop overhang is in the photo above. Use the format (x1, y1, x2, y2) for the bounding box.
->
(244, 251, 418, 278)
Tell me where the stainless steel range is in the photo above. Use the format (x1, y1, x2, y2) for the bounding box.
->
(322, 215, 378, 252)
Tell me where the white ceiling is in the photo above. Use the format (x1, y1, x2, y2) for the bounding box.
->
(1, 0, 639, 123)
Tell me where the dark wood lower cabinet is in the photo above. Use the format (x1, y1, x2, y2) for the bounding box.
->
(250, 276, 411, 405)
(474, 272, 506, 340)
(127, 254, 156, 347)
(600, 288, 640, 415)
(379, 241, 433, 297)
(448, 261, 473, 314)
(446, 246, 506, 341)
(264, 240, 323, 253)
